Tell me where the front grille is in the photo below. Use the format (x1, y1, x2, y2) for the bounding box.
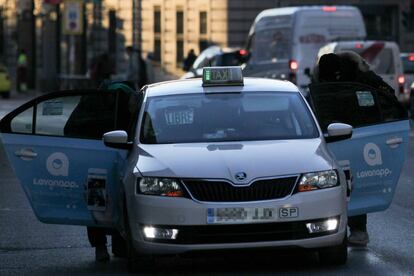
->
(143, 218, 338, 244)
(182, 177, 298, 202)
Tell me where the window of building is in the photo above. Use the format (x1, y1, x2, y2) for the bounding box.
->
(199, 40, 209, 52)
(154, 7, 161, 34)
(154, 6, 161, 62)
(176, 40, 184, 66)
(200, 11, 207, 34)
(176, 11, 184, 35)
(108, 10, 117, 56)
(154, 39, 161, 62)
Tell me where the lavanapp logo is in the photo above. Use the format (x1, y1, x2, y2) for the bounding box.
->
(46, 152, 69, 176)
(363, 143, 382, 166)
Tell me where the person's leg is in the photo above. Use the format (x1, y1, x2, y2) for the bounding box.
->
(111, 230, 127, 258)
(348, 214, 369, 246)
(87, 227, 110, 262)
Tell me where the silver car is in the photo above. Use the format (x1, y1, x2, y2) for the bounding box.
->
(106, 67, 351, 268)
(3, 67, 407, 272)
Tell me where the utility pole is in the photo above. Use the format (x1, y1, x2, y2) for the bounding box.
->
(17, 0, 36, 89)
(40, 2, 60, 91)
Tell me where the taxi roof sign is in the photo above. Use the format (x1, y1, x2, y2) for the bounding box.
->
(202, 66, 244, 87)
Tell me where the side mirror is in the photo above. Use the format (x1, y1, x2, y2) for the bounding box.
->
(304, 67, 311, 78)
(103, 130, 133, 150)
(325, 123, 353, 143)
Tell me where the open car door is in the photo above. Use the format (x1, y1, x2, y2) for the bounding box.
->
(0, 89, 141, 227)
(310, 82, 409, 216)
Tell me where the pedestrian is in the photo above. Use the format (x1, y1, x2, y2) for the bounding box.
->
(17, 49, 28, 92)
(90, 53, 114, 88)
(183, 49, 197, 71)
(125, 46, 148, 90)
(313, 52, 395, 96)
(312, 51, 396, 246)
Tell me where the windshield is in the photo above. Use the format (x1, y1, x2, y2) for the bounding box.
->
(249, 28, 292, 64)
(140, 92, 318, 144)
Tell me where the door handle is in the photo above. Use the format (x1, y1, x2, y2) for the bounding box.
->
(386, 137, 403, 146)
(15, 148, 38, 159)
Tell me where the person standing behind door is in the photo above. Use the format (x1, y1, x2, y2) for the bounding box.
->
(17, 49, 28, 92)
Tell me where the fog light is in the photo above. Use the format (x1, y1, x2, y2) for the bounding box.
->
(306, 218, 338, 234)
(143, 226, 179, 240)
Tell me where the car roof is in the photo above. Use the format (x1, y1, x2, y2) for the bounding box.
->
(146, 78, 299, 97)
(200, 46, 240, 57)
(328, 40, 398, 48)
(255, 5, 360, 21)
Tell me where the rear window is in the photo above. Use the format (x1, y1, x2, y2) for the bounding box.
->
(213, 53, 241, 67)
(249, 28, 292, 64)
(401, 56, 414, 74)
(341, 46, 395, 74)
(140, 92, 318, 144)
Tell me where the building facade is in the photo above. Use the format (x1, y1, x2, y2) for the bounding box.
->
(0, 0, 138, 91)
(140, 0, 277, 75)
(140, 0, 414, 76)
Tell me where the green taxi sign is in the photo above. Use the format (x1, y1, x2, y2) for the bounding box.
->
(202, 66, 244, 87)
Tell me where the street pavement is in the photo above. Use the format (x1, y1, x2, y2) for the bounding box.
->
(0, 96, 414, 275)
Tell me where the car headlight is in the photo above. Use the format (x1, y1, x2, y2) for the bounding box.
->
(137, 177, 184, 197)
(298, 170, 338, 192)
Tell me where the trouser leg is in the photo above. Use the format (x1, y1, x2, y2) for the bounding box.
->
(348, 214, 367, 232)
(87, 227, 107, 247)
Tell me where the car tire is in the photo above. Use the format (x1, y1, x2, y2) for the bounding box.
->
(1, 91, 10, 99)
(123, 195, 155, 273)
(318, 234, 348, 266)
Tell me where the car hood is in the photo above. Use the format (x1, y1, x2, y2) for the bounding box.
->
(136, 139, 333, 183)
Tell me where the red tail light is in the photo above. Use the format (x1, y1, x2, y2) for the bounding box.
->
(323, 6, 337, 12)
(239, 49, 248, 56)
(409, 55, 414, 61)
(355, 43, 363, 49)
(289, 73, 297, 84)
(398, 75, 405, 94)
(289, 59, 298, 71)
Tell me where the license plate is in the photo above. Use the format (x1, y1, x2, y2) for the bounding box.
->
(207, 207, 277, 224)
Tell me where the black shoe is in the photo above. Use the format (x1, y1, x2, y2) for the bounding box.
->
(348, 230, 369, 246)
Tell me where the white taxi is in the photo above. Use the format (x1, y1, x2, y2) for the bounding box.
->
(0, 67, 408, 271)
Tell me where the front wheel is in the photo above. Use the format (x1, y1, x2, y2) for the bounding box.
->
(318, 235, 348, 266)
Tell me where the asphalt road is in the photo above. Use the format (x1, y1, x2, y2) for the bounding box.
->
(0, 97, 414, 275)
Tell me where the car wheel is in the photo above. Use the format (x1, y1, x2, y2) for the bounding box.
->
(123, 196, 155, 272)
(1, 91, 10, 99)
(318, 234, 348, 266)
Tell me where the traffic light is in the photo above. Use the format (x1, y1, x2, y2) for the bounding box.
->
(402, 10, 414, 31)
(402, 11, 409, 28)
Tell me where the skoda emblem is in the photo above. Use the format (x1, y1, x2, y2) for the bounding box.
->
(235, 172, 247, 181)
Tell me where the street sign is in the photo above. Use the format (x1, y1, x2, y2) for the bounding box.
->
(62, 0, 83, 35)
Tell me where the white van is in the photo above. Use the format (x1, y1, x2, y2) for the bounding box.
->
(317, 41, 407, 104)
(243, 6, 366, 93)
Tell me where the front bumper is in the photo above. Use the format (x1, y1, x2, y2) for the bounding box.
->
(127, 186, 347, 255)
